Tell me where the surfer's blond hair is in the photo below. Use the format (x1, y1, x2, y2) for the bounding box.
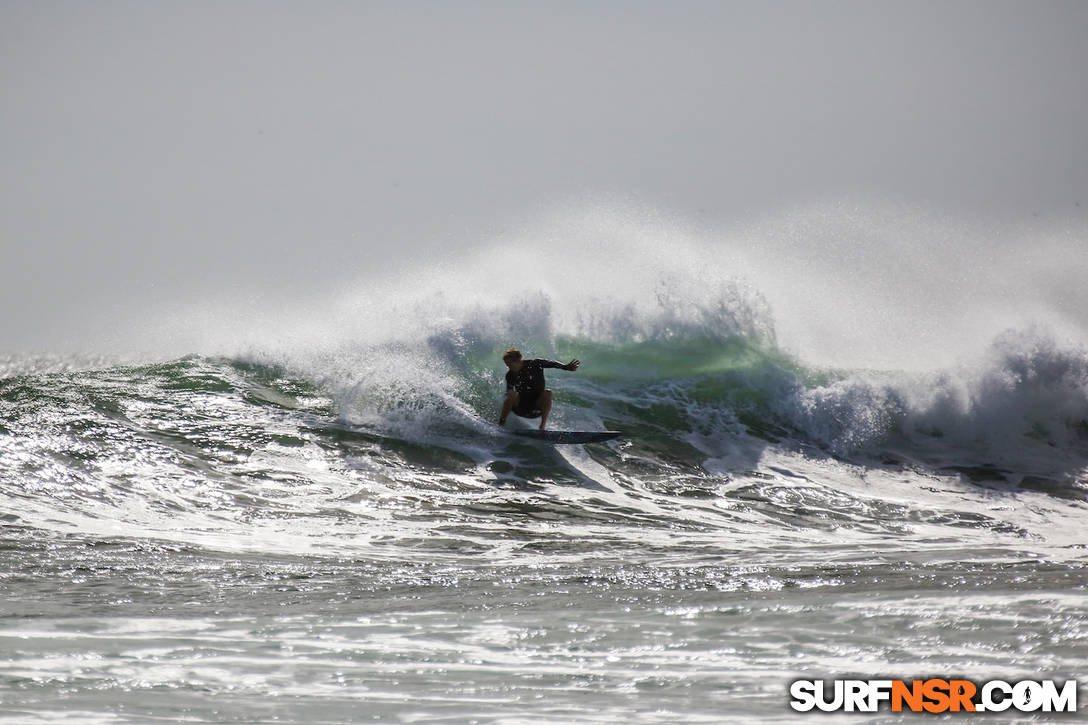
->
(502, 348, 522, 362)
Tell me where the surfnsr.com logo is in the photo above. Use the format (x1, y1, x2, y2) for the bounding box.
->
(789, 679, 1078, 713)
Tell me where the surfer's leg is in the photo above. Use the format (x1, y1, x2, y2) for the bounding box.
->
(499, 391, 518, 425)
(513, 390, 541, 418)
(537, 389, 552, 430)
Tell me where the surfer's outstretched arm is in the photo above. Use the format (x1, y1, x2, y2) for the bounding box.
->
(539, 359, 580, 371)
(498, 391, 518, 426)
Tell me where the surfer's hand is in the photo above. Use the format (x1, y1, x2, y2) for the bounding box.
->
(565, 359, 580, 371)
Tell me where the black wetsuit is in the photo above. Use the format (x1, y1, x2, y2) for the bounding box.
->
(506, 359, 564, 417)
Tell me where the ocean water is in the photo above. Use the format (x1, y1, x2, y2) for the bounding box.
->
(2, 221, 1088, 723)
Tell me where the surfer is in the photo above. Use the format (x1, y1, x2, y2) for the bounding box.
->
(498, 349, 580, 431)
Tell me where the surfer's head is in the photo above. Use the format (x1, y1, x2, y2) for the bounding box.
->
(502, 348, 523, 369)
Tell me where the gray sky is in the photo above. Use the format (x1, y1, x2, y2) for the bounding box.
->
(3, 1, 1087, 357)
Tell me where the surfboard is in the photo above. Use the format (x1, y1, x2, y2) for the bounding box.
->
(513, 430, 622, 444)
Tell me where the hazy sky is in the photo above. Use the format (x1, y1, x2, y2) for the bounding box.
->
(3, 1, 1087, 354)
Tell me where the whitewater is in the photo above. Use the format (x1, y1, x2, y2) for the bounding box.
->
(2, 205, 1086, 722)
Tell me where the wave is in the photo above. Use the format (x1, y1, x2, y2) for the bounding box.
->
(3, 201, 1087, 553)
(2, 330, 1086, 564)
(225, 281, 1087, 482)
(4, 301, 1085, 496)
(782, 328, 1088, 471)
